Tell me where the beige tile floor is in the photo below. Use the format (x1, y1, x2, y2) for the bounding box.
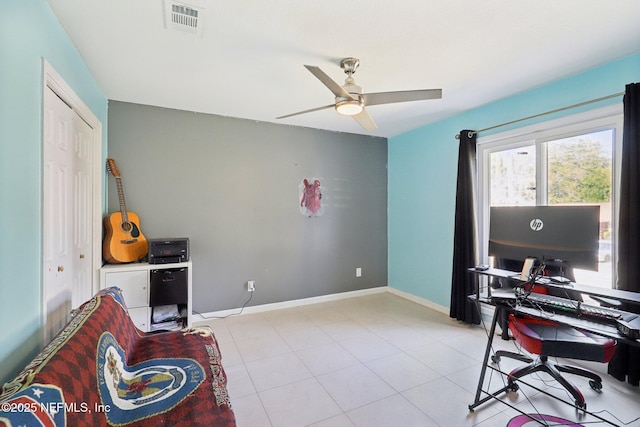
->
(196, 292, 640, 427)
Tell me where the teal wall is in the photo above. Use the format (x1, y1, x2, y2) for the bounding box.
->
(388, 53, 640, 308)
(0, 0, 107, 383)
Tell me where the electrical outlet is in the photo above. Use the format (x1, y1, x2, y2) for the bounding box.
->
(356, 267, 362, 277)
(247, 280, 255, 292)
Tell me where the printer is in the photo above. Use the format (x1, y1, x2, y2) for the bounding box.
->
(148, 238, 189, 264)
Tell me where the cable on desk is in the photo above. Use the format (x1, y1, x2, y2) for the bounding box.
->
(514, 263, 547, 299)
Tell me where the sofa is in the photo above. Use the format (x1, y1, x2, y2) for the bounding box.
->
(0, 287, 236, 426)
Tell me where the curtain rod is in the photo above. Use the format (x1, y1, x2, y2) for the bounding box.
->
(455, 91, 625, 140)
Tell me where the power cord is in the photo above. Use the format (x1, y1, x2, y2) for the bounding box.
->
(194, 291, 254, 320)
(515, 262, 547, 300)
(584, 411, 640, 426)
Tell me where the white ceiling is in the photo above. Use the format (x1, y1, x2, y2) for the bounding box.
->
(46, 0, 640, 138)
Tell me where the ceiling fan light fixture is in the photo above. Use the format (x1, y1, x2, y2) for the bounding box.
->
(276, 58, 442, 132)
(335, 98, 364, 116)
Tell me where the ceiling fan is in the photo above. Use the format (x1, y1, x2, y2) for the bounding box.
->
(276, 57, 442, 131)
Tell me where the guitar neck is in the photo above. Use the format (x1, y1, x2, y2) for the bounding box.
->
(115, 176, 129, 223)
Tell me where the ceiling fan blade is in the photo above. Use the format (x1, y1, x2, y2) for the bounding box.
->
(276, 104, 335, 120)
(352, 108, 377, 131)
(363, 89, 442, 106)
(304, 65, 354, 100)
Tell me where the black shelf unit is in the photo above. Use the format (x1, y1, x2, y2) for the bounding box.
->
(150, 267, 188, 331)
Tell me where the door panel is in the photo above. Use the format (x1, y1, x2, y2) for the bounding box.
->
(72, 113, 93, 307)
(43, 87, 94, 344)
(43, 87, 74, 343)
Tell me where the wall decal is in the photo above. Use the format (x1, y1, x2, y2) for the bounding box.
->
(300, 178, 323, 217)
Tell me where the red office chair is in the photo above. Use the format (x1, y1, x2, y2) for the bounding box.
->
(493, 311, 617, 409)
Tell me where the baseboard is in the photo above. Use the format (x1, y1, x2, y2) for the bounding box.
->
(194, 285, 454, 321)
(194, 286, 388, 320)
(386, 287, 450, 315)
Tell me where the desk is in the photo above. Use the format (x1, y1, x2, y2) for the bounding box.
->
(472, 267, 640, 307)
(468, 268, 640, 424)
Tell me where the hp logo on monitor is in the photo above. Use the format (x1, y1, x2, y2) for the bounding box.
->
(530, 218, 544, 232)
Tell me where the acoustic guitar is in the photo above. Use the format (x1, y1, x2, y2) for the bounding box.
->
(103, 158, 148, 263)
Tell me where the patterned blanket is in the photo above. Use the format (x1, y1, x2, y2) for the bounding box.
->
(0, 288, 236, 426)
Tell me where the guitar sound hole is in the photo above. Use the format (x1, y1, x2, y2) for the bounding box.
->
(120, 222, 140, 237)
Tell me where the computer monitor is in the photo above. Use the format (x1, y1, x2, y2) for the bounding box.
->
(488, 205, 600, 272)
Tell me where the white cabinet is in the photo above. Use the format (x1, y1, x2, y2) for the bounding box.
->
(100, 260, 192, 332)
(128, 307, 152, 331)
(104, 270, 148, 306)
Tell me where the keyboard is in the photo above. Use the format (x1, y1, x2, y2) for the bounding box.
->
(517, 292, 640, 339)
(519, 293, 623, 323)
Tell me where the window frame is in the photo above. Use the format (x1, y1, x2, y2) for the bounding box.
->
(477, 104, 623, 287)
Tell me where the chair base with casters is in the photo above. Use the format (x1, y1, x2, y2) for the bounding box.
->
(492, 314, 617, 410)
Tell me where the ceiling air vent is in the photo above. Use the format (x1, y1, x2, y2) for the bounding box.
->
(165, 0, 204, 36)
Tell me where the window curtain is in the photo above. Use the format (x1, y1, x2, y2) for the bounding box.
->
(450, 130, 481, 324)
(608, 83, 640, 386)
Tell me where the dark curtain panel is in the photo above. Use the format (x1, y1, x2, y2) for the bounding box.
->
(450, 130, 481, 324)
(608, 83, 640, 386)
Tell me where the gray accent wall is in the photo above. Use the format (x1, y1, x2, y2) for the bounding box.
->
(107, 101, 388, 313)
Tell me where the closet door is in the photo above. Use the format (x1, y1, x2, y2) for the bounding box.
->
(43, 86, 94, 343)
(71, 112, 94, 307)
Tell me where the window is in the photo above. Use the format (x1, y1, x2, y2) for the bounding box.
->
(478, 106, 623, 288)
